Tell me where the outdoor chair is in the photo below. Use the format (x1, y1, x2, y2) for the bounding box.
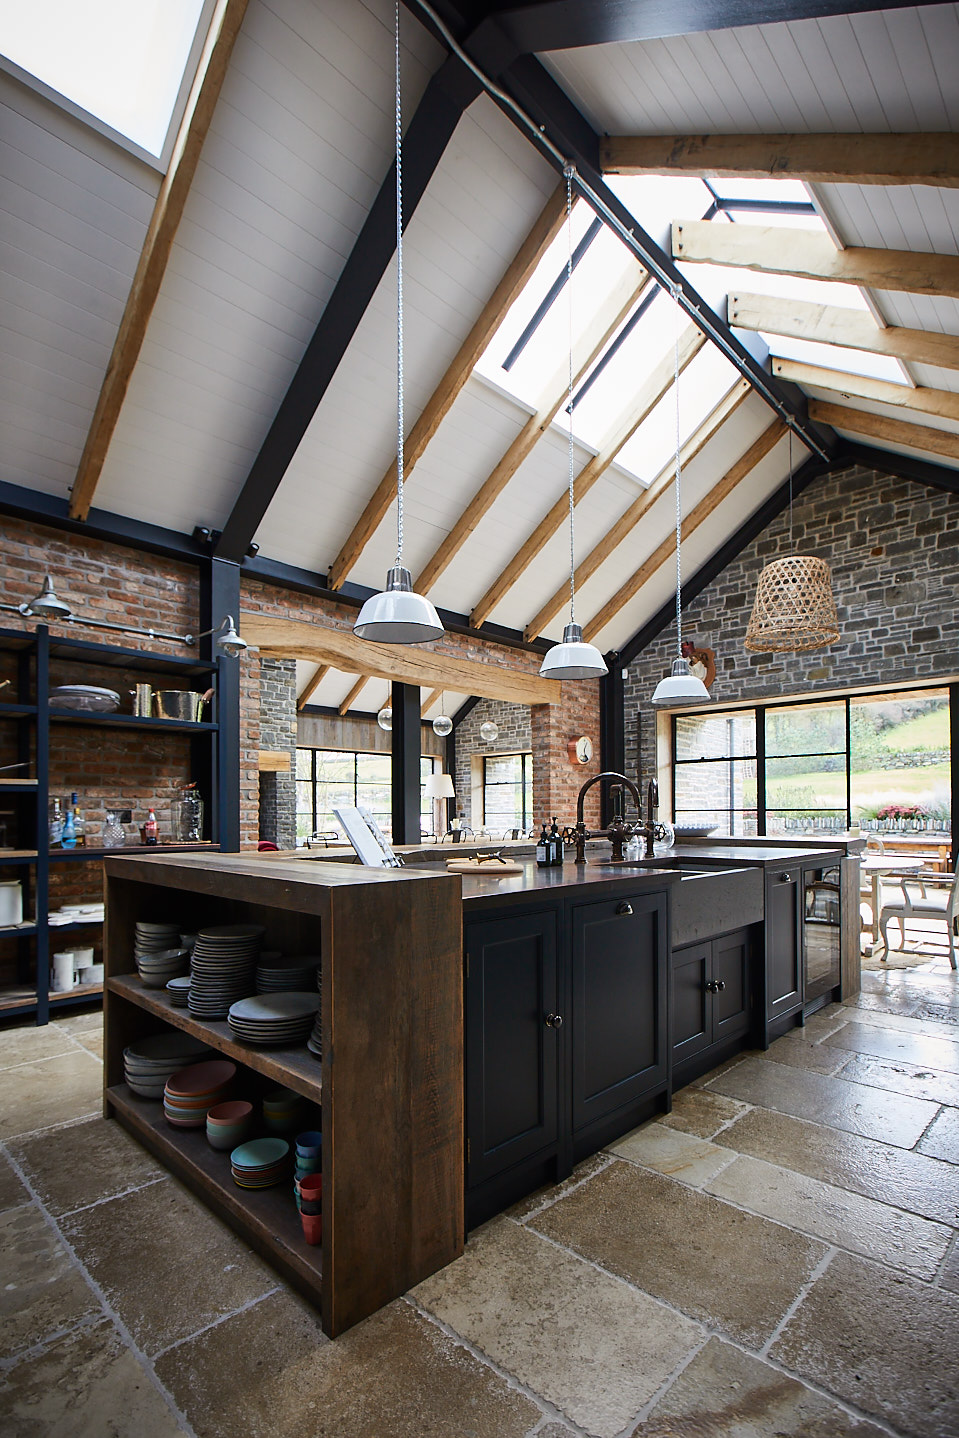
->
(878, 860, 959, 969)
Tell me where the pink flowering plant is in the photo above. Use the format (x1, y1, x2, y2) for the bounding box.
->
(876, 802, 927, 821)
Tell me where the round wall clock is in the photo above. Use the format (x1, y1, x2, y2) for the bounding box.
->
(567, 735, 593, 765)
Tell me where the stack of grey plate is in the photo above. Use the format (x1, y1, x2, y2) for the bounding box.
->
(226, 991, 319, 1047)
(166, 975, 192, 1007)
(188, 923, 264, 1019)
(307, 1009, 322, 1060)
(255, 954, 320, 993)
(123, 1031, 213, 1098)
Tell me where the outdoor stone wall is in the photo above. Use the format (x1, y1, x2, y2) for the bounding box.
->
(258, 657, 297, 848)
(453, 698, 532, 829)
(624, 463, 959, 808)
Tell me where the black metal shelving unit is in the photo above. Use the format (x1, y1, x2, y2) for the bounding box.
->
(0, 623, 225, 1024)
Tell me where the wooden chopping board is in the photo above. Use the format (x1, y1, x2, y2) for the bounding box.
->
(446, 858, 525, 875)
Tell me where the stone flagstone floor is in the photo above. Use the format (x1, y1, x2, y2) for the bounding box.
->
(0, 957, 957, 1438)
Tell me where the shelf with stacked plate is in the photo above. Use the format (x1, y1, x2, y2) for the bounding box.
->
(0, 623, 225, 1024)
(102, 849, 464, 1337)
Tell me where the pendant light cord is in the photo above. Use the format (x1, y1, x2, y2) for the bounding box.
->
(672, 316, 684, 656)
(394, 0, 405, 568)
(564, 164, 576, 625)
(788, 428, 793, 552)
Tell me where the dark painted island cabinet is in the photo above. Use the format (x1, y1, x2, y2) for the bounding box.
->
(671, 926, 752, 1085)
(464, 883, 670, 1228)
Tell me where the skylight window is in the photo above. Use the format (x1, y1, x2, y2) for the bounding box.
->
(0, 0, 208, 160)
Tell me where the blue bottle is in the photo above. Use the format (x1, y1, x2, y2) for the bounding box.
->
(61, 793, 77, 849)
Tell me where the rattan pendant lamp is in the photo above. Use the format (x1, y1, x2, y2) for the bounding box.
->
(745, 433, 839, 653)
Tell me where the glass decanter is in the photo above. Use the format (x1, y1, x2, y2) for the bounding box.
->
(102, 810, 126, 848)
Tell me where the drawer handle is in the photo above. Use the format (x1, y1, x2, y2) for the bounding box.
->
(616, 901, 633, 916)
(544, 1012, 564, 1029)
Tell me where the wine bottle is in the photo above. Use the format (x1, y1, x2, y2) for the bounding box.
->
(549, 817, 564, 867)
(536, 823, 549, 867)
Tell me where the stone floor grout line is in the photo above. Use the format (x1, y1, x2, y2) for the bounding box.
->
(57, 1173, 169, 1219)
(2, 1109, 102, 1145)
(931, 1229, 959, 1291)
(512, 1154, 617, 1224)
(150, 1283, 284, 1360)
(0, 1140, 202, 1438)
(758, 1245, 837, 1361)
(0, 1039, 89, 1073)
(0, 1312, 105, 1377)
(611, 1335, 711, 1435)
(911, 1099, 947, 1152)
(705, 1100, 755, 1140)
(403, 1293, 592, 1437)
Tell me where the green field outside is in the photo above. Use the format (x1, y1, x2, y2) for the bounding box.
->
(875, 707, 949, 751)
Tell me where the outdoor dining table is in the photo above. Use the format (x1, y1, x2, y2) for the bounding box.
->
(860, 854, 927, 946)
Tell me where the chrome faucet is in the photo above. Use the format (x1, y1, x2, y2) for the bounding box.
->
(573, 771, 643, 865)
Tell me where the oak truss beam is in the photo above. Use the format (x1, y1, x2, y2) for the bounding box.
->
(772, 361, 959, 427)
(672, 220, 959, 301)
(69, 0, 249, 522)
(602, 133, 959, 188)
(414, 263, 650, 594)
(470, 324, 706, 628)
(326, 182, 568, 591)
(584, 419, 787, 643)
(524, 378, 750, 640)
(241, 615, 561, 706)
(214, 53, 481, 564)
(807, 401, 959, 464)
(338, 676, 371, 716)
(730, 293, 959, 375)
(296, 665, 329, 712)
(421, 687, 443, 716)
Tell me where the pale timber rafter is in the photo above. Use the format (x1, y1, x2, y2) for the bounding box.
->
(672, 220, 959, 302)
(296, 664, 329, 711)
(583, 420, 788, 643)
(325, 184, 567, 592)
(524, 379, 750, 642)
(808, 401, 959, 464)
(600, 134, 959, 188)
(421, 688, 443, 717)
(470, 325, 707, 629)
(69, 0, 249, 522)
(729, 294, 959, 375)
(339, 676, 371, 716)
(773, 360, 959, 427)
(414, 264, 651, 595)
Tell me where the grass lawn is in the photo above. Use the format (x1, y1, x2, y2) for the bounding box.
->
(877, 707, 950, 751)
(763, 764, 950, 811)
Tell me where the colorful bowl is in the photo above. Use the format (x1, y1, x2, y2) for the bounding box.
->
(207, 1100, 253, 1126)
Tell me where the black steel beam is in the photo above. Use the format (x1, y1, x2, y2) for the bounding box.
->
(214, 53, 481, 564)
(480, 1, 923, 54)
(0, 478, 206, 564)
(599, 660, 625, 826)
(618, 452, 837, 666)
(392, 682, 423, 843)
(205, 558, 242, 851)
(840, 442, 959, 497)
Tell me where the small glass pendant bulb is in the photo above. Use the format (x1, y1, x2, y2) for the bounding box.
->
(480, 720, 499, 743)
(377, 705, 393, 732)
(432, 692, 452, 737)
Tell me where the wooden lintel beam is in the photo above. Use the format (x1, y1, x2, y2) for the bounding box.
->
(338, 676, 370, 716)
(296, 663, 329, 711)
(325, 184, 567, 591)
(470, 325, 706, 629)
(241, 615, 561, 706)
(773, 360, 959, 426)
(601, 133, 959, 188)
(421, 687, 443, 717)
(583, 420, 786, 643)
(524, 380, 750, 641)
(808, 401, 959, 463)
(673, 220, 959, 301)
(259, 750, 291, 772)
(730, 293, 959, 375)
(415, 265, 650, 595)
(69, 0, 249, 521)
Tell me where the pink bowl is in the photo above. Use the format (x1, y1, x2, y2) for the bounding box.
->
(207, 1100, 253, 1126)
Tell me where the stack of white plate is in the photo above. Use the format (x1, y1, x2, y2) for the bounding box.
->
(188, 924, 264, 1019)
(227, 992, 319, 1047)
(123, 1031, 213, 1098)
(135, 922, 182, 960)
(255, 954, 320, 993)
(50, 684, 120, 713)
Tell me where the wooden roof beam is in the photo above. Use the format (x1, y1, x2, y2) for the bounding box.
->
(729, 293, 959, 375)
(241, 615, 561, 706)
(469, 324, 706, 628)
(414, 264, 650, 595)
(808, 401, 959, 463)
(673, 220, 959, 301)
(524, 379, 750, 641)
(325, 184, 568, 591)
(773, 360, 959, 426)
(69, 0, 249, 522)
(296, 664, 329, 712)
(583, 420, 787, 643)
(602, 133, 959, 188)
(338, 676, 371, 716)
(421, 688, 443, 717)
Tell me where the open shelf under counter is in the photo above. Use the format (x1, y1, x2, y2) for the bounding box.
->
(107, 974, 323, 1104)
(106, 1083, 323, 1300)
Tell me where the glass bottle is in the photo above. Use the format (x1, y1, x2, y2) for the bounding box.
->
(61, 796, 76, 849)
(173, 783, 204, 842)
(102, 810, 125, 849)
(143, 808, 158, 845)
(549, 818, 564, 867)
(72, 793, 86, 848)
(536, 823, 549, 867)
(49, 797, 63, 848)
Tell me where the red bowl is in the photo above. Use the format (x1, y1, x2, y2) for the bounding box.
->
(207, 1100, 253, 1126)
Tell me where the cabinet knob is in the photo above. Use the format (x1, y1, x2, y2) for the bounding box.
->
(705, 979, 718, 993)
(716, 979, 726, 992)
(616, 901, 633, 916)
(544, 1012, 564, 1029)
(778, 872, 793, 882)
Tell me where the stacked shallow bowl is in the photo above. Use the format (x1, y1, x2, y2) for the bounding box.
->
(163, 1059, 235, 1128)
(206, 1100, 253, 1151)
(255, 954, 320, 993)
(226, 992, 319, 1048)
(230, 1137, 291, 1189)
(123, 1032, 213, 1099)
(187, 924, 264, 1019)
(135, 921, 181, 956)
(261, 1087, 305, 1136)
(165, 975, 192, 1007)
(136, 947, 189, 989)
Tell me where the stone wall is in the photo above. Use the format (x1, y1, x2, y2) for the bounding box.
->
(258, 657, 297, 848)
(623, 463, 959, 807)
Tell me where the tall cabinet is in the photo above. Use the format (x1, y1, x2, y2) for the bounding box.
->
(0, 624, 223, 1024)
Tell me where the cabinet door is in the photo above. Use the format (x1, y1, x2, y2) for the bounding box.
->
(571, 891, 667, 1135)
(464, 910, 560, 1190)
(765, 869, 802, 1021)
(671, 942, 711, 1064)
(712, 928, 751, 1043)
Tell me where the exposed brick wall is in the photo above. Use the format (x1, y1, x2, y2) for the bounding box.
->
(623, 464, 959, 807)
(532, 681, 603, 832)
